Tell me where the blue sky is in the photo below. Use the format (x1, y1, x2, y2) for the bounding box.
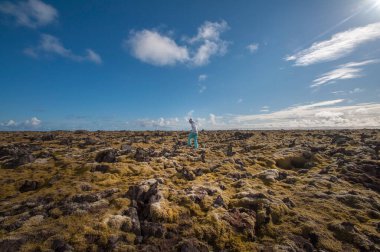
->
(0, 0, 380, 130)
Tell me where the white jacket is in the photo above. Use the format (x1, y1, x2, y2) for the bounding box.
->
(190, 121, 198, 134)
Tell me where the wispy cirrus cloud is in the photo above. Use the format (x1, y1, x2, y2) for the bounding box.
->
(286, 22, 380, 66)
(229, 99, 380, 129)
(0, 0, 58, 28)
(24, 34, 102, 64)
(331, 88, 364, 96)
(127, 99, 380, 130)
(125, 20, 229, 67)
(311, 59, 379, 87)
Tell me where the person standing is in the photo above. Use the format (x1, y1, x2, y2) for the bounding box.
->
(188, 118, 198, 149)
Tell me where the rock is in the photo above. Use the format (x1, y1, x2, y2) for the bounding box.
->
(126, 179, 172, 225)
(319, 166, 332, 174)
(3, 154, 35, 169)
(105, 214, 129, 230)
(274, 148, 317, 170)
(200, 150, 206, 163)
(140, 221, 165, 238)
(91, 164, 111, 173)
(84, 137, 97, 145)
(328, 222, 375, 251)
(59, 138, 72, 146)
(338, 160, 380, 193)
(213, 195, 225, 208)
(134, 147, 150, 162)
(331, 134, 352, 145)
(41, 133, 55, 141)
(23, 215, 44, 226)
(329, 176, 338, 182)
(234, 131, 254, 140)
(71, 193, 100, 203)
(226, 144, 234, 156)
(234, 158, 245, 167)
(51, 238, 74, 252)
(80, 183, 92, 191)
(335, 194, 370, 209)
(223, 208, 256, 239)
(283, 177, 298, 184)
(287, 234, 314, 252)
(298, 169, 309, 174)
(230, 191, 268, 210)
(258, 169, 279, 183)
(98, 188, 120, 198)
(74, 130, 87, 134)
(177, 239, 209, 252)
(95, 149, 117, 163)
(278, 171, 288, 180)
(0, 235, 27, 252)
(219, 183, 226, 190)
(288, 138, 297, 147)
(194, 168, 204, 177)
(120, 144, 133, 154)
(178, 167, 195, 181)
(36, 150, 52, 159)
(19, 180, 39, 192)
(282, 197, 296, 209)
(122, 207, 141, 235)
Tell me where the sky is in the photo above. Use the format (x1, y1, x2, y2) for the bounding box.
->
(0, 0, 380, 130)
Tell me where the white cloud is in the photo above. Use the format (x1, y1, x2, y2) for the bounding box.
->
(0, 117, 42, 130)
(121, 99, 380, 130)
(260, 105, 269, 112)
(189, 20, 229, 43)
(311, 60, 379, 87)
(192, 40, 219, 65)
(86, 49, 102, 64)
(234, 99, 345, 122)
(135, 117, 179, 128)
(198, 74, 207, 81)
(126, 20, 229, 67)
(331, 90, 346, 95)
(247, 43, 259, 53)
(5, 120, 16, 126)
(25, 34, 102, 64)
(197, 74, 208, 93)
(315, 111, 344, 121)
(286, 22, 380, 66)
(0, 0, 58, 28)
(25, 117, 41, 126)
(126, 30, 189, 66)
(228, 99, 380, 128)
(190, 21, 229, 66)
(209, 114, 216, 125)
(132, 114, 227, 130)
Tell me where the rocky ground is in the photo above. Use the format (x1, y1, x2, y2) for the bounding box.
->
(0, 130, 379, 252)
